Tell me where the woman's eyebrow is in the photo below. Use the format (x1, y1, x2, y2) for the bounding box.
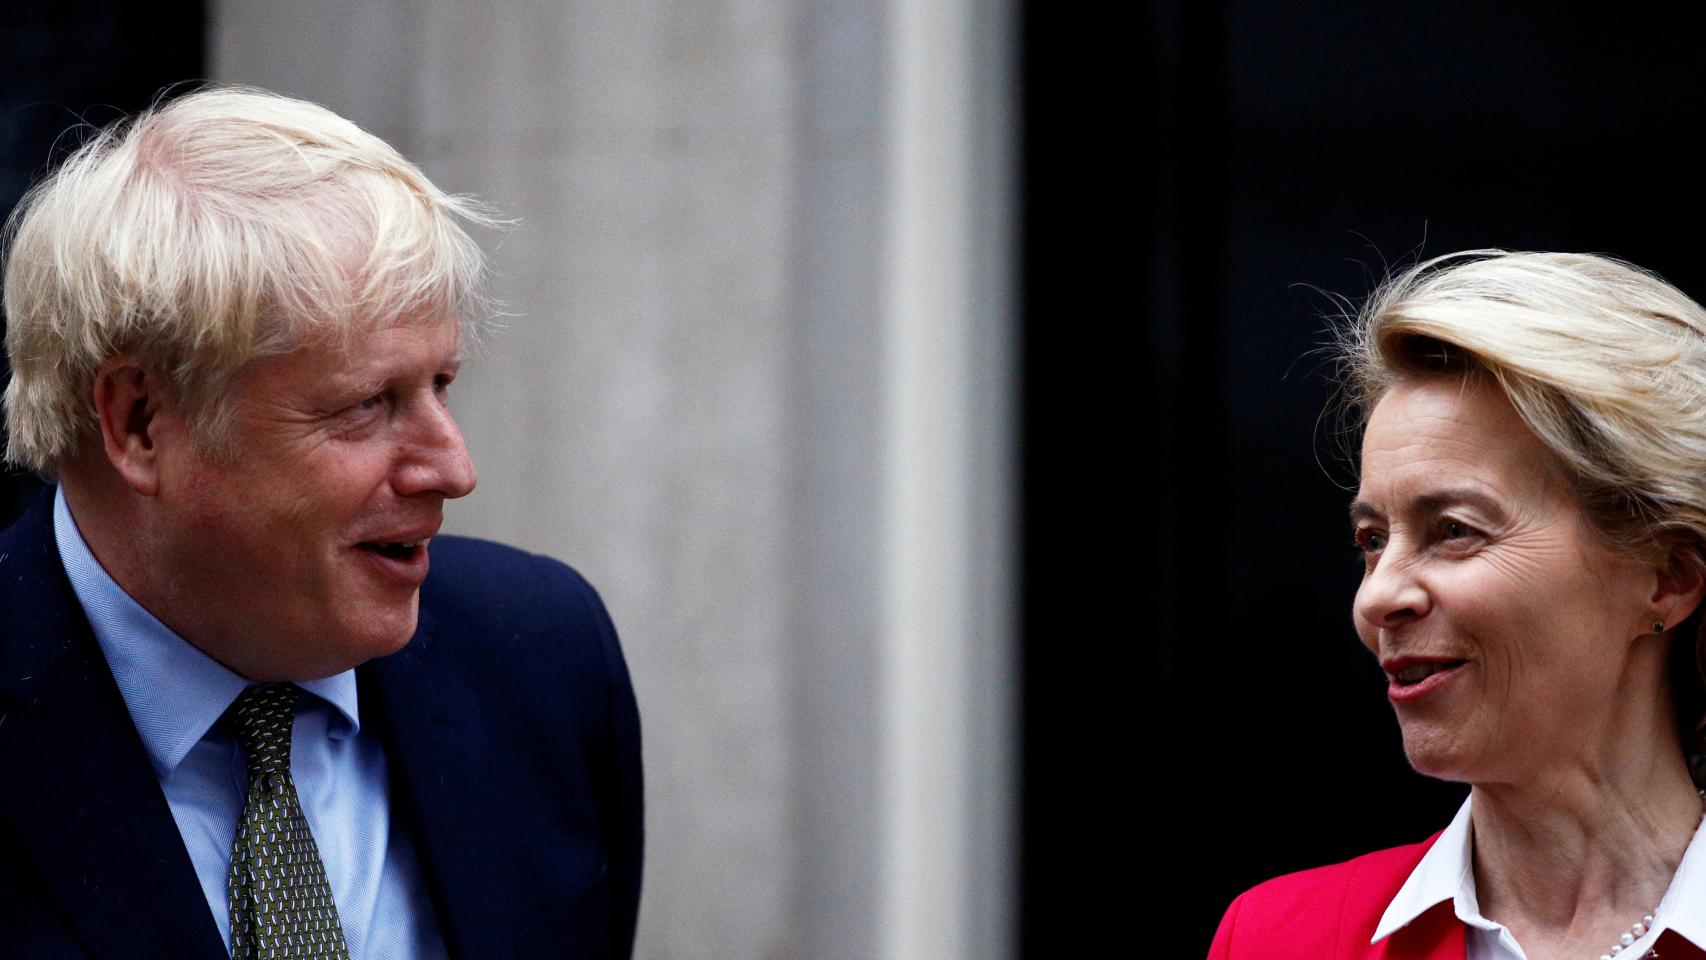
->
(1349, 487, 1504, 522)
(1349, 499, 1383, 523)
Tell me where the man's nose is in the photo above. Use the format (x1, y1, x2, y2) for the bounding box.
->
(395, 399, 478, 499)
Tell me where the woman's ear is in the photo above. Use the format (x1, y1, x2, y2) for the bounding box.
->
(1651, 538, 1706, 633)
(90, 356, 166, 496)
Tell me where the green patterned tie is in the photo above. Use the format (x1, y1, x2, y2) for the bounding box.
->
(227, 683, 352, 959)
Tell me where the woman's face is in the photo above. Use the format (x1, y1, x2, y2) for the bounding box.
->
(1352, 376, 1658, 784)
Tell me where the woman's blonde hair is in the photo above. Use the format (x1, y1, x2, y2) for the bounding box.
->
(1340, 249, 1706, 783)
(2, 85, 497, 472)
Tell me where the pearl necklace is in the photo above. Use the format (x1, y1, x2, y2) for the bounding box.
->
(1597, 912, 1654, 960)
(1594, 790, 1706, 960)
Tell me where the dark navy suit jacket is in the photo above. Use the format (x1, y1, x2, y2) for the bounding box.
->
(0, 489, 643, 959)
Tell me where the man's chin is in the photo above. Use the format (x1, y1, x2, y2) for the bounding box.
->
(299, 598, 422, 677)
(357, 598, 423, 659)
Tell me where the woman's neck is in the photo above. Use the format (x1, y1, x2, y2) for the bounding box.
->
(1470, 748, 1700, 959)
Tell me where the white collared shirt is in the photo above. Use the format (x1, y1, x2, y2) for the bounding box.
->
(1374, 795, 1706, 960)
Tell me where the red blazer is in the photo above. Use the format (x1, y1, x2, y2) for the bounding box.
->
(1207, 833, 1704, 960)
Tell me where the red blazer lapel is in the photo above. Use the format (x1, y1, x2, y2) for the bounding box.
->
(1379, 900, 1466, 960)
(1655, 930, 1706, 959)
(1206, 829, 1466, 959)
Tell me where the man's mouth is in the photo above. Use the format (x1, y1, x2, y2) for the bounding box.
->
(357, 539, 427, 562)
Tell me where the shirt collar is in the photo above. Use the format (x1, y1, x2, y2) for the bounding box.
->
(1373, 794, 1482, 942)
(52, 486, 361, 779)
(1658, 804, 1706, 948)
(1374, 791, 1706, 950)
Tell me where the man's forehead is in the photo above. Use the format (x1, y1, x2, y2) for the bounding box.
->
(254, 318, 464, 387)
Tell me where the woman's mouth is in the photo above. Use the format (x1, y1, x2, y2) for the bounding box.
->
(1383, 657, 1469, 703)
(1395, 661, 1455, 684)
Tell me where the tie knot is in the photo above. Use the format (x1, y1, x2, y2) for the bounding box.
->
(231, 683, 299, 778)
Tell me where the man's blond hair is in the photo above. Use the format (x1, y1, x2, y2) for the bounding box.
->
(2, 85, 496, 472)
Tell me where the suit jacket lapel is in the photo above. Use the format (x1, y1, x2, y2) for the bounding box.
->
(0, 491, 225, 959)
(361, 615, 512, 960)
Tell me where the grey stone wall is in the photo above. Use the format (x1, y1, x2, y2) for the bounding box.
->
(213, 2, 1013, 957)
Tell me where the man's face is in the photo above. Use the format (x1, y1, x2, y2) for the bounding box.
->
(150, 316, 476, 681)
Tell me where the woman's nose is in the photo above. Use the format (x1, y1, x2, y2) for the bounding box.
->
(1354, 551, 1431, 630)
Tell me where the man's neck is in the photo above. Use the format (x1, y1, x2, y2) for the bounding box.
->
(59, 468, 159, 612)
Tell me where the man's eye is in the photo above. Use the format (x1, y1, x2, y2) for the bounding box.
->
(433, 374, 453, 394)
(355, 394, 384, 412)
(1442, 519, 1471, 540)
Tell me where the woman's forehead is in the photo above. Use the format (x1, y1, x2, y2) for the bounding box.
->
(1358, 378, 1565, 507)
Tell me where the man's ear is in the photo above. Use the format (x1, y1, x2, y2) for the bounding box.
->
(1651, 539, 1706, 633)
(90, 356, 169, 496)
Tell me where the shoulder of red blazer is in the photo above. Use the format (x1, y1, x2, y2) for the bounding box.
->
(1207, 831, 1465, 960)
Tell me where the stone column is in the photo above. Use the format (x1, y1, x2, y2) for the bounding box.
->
(212, 0, 1013, 955)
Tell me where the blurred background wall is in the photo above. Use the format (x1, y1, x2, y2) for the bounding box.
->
(206, 1, 1018, 959)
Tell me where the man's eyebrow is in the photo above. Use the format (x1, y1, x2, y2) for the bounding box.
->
(330, 354, 461, 394)
(1349, 487, 1505, 522)
(326, 369, 386, 397)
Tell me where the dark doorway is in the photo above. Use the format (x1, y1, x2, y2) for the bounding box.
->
(1020, 2, 1706, 953)
(1, 0, 204, 524)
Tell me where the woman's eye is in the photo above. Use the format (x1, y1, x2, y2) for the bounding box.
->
(1354, 528, 1387, 553)
(355, 393, 384, 412)
(1442, 519, 1471, 540)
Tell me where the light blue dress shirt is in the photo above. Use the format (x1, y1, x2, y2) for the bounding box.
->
(54, 488, 449, 959)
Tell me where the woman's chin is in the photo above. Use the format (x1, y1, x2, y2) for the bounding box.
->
(1399, 727, 1482, 783)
